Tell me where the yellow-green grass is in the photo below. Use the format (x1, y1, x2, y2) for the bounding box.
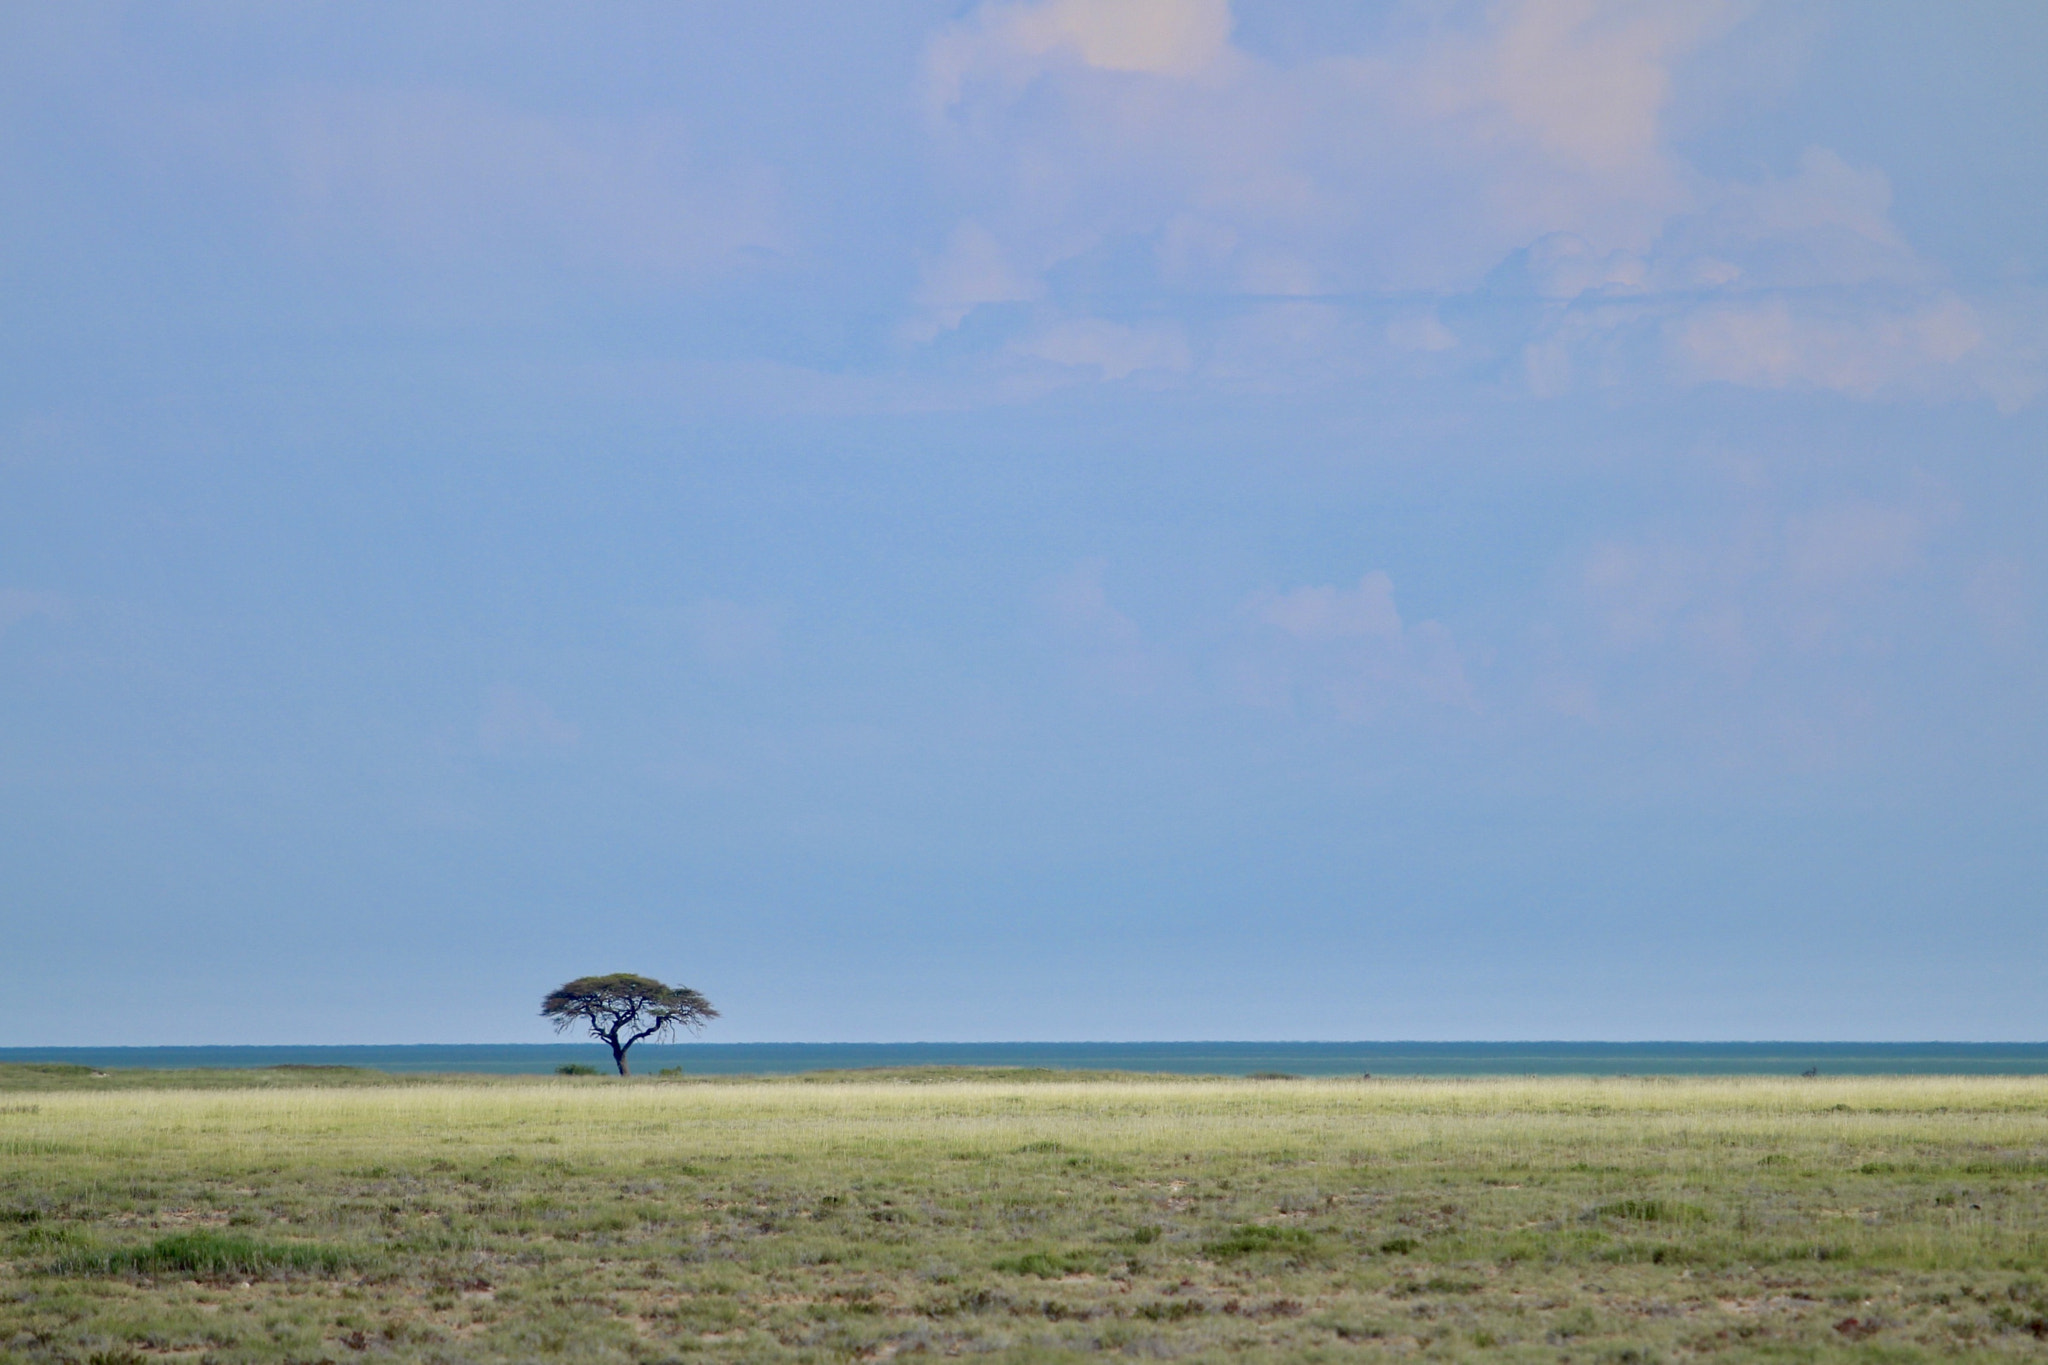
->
(4, 1073, 2048, 1362)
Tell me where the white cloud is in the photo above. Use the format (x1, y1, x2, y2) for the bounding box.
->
(686, 599, 782, 671)
(1505, 145, 2038, 405)
(0, 589, 69, 635)
(1579, 537, 1750, 656)
(162, 87, 787, 290)
(1580, 502, 1934, 655)
(922, 0, 1731, 311)
(913, 1, 2038, 406)
(1663, 148, 1915, 291)
(909, 220, 1044, 340)
(477, 685, 580, 756)
(1013, 317, 1191, 379)
(1964, 558, 2030, 651)
(1670, 293, 1984, 399)
(1234, 572, 1474, 720)
(1004, 0, 1234, 77)
(1038, 562, 1473, 721)
(1255, 572, 1403, 642)
(1386, 311, 1458, 353)
(1444, 0, 1717, 176)
(1040, 558, 1159, 697)
(1784, 503, 1926, 590)
(926, 0, 1236, 121)
(1524, 233, 1650, 300)
(1520, 481, 2030, 775)
(1207, 301, 1375, 387)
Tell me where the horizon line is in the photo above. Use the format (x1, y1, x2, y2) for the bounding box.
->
(9, 1040, 2048, 1050)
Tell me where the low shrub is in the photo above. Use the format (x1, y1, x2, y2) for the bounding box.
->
(54, 1230, 362, 1278)
(1203, 1224, 1318, 1260)
(11, 1224, 87, 1250)
(1593, 1198, 1707, 1224)
(993, 1249, 1099, 1278)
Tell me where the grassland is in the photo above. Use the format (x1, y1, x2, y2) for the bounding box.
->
(4, 1068, 2048, 1362)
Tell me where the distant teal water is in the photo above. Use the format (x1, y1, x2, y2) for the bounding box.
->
(4, 1042, 2046, 1076)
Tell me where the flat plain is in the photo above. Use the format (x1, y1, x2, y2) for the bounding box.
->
(4, 1066, 2048, 1363)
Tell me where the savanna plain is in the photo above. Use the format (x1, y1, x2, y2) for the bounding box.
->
(4, 1067, 2048, 1363)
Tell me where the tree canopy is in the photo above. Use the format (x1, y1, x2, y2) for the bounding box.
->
(540, 973, 718, 1076)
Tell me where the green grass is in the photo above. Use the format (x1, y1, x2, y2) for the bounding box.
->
(52, 1229, 363, 1278)
(3, 1071, 2048, 1361)
(0, 1062, 431, 1091)
(991, 1249, 1105, 1279)
(1201, 1224, 1320, 1260)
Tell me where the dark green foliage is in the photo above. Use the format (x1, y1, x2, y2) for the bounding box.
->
(1378, 1236, 1420, 1254)
(10, 1223, 86, 1250)
(53, 1229, 362, 1278)
(540, 973, 717, 1076)
(993, 1249, 1100, 1278)
(1417, 1276, 1483, 1294)
(1550, 1305, 1601, 1339)
(1594, 1198, 1708, 1224)
(1202, 1224, 1318, 1259)
(555, 1063, 600, 1076)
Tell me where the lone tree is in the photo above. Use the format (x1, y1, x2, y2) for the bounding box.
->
(540, 974, 718, 1076)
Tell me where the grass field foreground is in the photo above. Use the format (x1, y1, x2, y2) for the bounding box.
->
(5, 1070, 2048, 1361)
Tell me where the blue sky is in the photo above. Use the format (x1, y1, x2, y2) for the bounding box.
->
(3, 1, 2044, 1045)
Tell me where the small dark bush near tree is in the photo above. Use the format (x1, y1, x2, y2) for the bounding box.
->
(540, 973, 718, 1076)
(556, 1063, 600, 1076)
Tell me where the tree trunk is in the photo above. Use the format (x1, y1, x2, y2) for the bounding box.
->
(610, 1041, 630, 1075)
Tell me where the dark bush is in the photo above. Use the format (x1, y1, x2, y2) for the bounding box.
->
(1594, 1198, 1707, 1224)
(1202, 1224, 1318, 1260)
(55, 1230, 360, 1278)
(993, 1249, 1099, 1278)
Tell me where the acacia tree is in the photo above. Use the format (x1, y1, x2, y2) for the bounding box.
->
(540, 973, 718, 1076)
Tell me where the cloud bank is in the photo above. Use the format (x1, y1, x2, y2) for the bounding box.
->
(915, 0, 2033, 405)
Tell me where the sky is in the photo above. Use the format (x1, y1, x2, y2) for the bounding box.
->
(2, 0, 2045, 1045)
